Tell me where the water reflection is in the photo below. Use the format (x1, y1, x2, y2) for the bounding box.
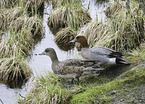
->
(83, 0, 108, 22)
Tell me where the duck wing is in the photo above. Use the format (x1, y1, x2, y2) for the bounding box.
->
(90, 46, 113, 56)
(91, 46, 131, 58)
(62, 59, 100, 68)
(55, 59, 103, 75)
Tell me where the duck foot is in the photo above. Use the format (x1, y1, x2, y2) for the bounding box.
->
(63, 83, 73, 87)
(63, 78, 80, 87)
(63, 78, 74, 87)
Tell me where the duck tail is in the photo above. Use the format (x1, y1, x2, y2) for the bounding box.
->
(116, 57, 132, 65)
(109, 52, 132, 57)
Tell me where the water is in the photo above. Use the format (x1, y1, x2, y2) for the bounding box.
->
(0, 0, 109, 103)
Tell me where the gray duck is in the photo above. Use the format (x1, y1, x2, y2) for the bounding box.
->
(70, 35, 132, 66)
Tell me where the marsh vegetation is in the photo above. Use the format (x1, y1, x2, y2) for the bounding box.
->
(0, 0, 145, 103)
(0, 0, 44, 88)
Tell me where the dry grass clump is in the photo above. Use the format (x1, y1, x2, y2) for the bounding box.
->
(55, 27, 76, 51)
(0, 0, 46, 16)
(79, 21, 115, 48)
(0, 16, 43, 57)
(51, 0, 81, 8)
(0, 55, 32, 88)
(9, 15, 43, 43)
(106, 1, 145, 51)
(1, 6, 43, 33)
(0, 0, 18, 8)
(28, 16, 43, 43)
(0, 6, 26, 31)
(21, 0, 45, 17)
(0, 15, 43, 58)
(48, 2, 91, 34)
(1, 11, 43, 43)
(18, 72, 84, 104)
(0, 29, 33, 88)
(0, 1, 44, 87)
(0, 28, 32, 57)
(105, 1, 124, 18)
(80, 0, 144, 52)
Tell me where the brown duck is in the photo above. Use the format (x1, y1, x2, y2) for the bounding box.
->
(38, 48, 104, 85)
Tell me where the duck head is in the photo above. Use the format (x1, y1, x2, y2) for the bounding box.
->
(39, 48, 59, 62)
(39, 48, 55, 56)
(70, 35, 89, 48)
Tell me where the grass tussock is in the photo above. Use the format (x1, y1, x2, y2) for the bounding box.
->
(0, 0, 18, 8)
(55, 27, 76, 51)
(22, 0, 45, 17)
(0, 15, 43, 87)
(0, 6, 26, 31)
(124, 43, 145, 66)
(0, 0, 44, 88)
(0, 0, 45, 16)
(51, 0, 81, 8)
(1, 6, 43, 39)
(105, 1, 124, 18)
(105, 0, 145, 51)
(0, 29, 32, 58)
(80, 0, 144, 52)
(80, 21, 115, 48)
(48, 2, 91, 34)
(18, 72, 85, 104)
(0, 55, 32, 88)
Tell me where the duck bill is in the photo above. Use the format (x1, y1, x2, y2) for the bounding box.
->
(69, 39, 76, 43)
(39, 52, 45, 55)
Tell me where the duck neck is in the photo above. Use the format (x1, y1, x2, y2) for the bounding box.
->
(81, 41, 89, 48)
(49, 53, 59, 63)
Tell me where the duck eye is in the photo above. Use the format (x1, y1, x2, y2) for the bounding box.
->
(45, 49, 49, 52)
(76, 37, 80, 39)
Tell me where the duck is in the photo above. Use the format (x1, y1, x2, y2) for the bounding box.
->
(38, 48, 104, 85)
(70, 35, 132, 66)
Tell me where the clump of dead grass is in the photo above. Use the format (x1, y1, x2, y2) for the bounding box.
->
(80, 0, 144, 52)
(0, 55, 32, 88)
(48, 2, 91, 34)
(106, 0, 145, 51)
(55, 27, 76, 51)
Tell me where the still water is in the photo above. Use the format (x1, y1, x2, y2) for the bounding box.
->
(0, 0, 108, 103)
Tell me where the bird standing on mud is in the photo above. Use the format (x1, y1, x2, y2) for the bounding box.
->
(38, 48, 104, 85)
